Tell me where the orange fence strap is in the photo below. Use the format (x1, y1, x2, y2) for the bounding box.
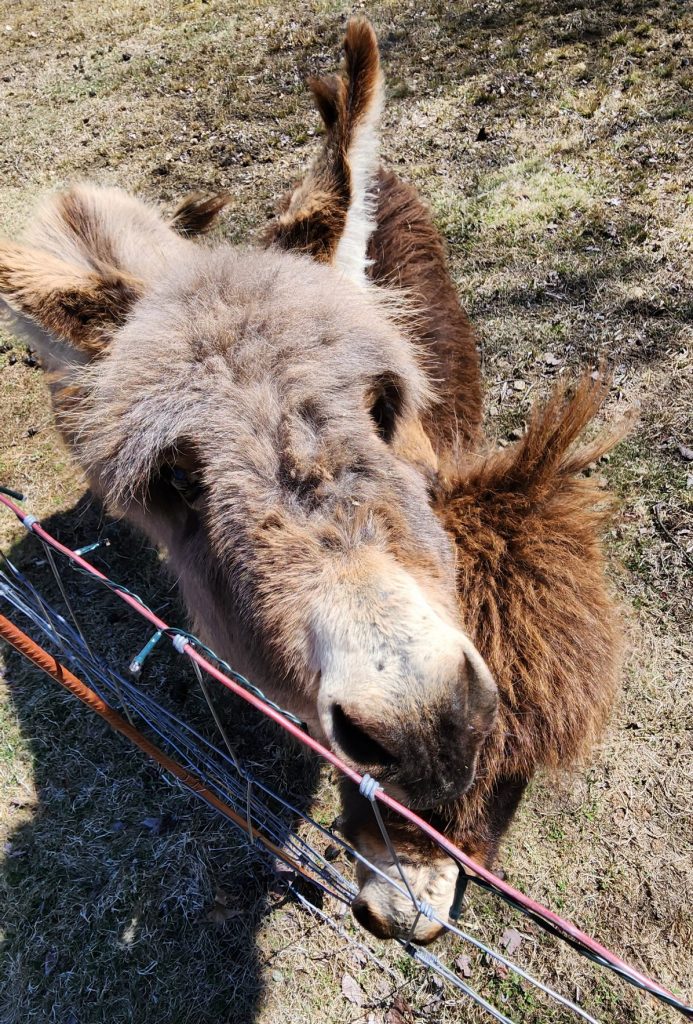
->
(0, 612, 311, 882)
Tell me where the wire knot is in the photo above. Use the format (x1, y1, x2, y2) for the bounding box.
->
(359, 773, 381, 801)
(417, 900, 436, 921)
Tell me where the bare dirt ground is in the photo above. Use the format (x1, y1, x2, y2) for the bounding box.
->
(0, 2, 691, 1023)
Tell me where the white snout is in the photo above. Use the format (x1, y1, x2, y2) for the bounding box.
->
(313, 562, 474, 733)
(352, 852, 459, 943)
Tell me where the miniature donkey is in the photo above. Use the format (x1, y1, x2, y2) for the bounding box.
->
(0, 20, 623, 942)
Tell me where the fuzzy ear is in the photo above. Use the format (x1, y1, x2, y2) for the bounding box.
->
(0, 241, 142, 359)
(265, 17, 384, 286)
(169, 191, 232, 237)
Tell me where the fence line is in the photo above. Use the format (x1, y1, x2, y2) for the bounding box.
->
(1, 489, 690, 1021)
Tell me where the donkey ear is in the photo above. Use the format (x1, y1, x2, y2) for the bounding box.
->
(169, 191, 232, 237)
(0, 241, 142, 358)
(265, 17, 384, 286)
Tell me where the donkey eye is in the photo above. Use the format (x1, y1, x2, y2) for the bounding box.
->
(368, 373, 403, 445)
(156, 445, 205, 509)
(169, 465, 204, 506)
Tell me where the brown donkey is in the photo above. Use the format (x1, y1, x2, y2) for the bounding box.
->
(0, 20, 622, 942)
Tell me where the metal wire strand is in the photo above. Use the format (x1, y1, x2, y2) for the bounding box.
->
(0, 560, 602, 1023)
(1, 493, 690, 1021)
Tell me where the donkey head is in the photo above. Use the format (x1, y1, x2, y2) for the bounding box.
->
(0, 22, 497, 818)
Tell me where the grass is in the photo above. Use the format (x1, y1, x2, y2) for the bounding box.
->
(0, 1, 691, 1022)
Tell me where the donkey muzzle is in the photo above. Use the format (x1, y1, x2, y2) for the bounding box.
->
(318, 632, 498, 809)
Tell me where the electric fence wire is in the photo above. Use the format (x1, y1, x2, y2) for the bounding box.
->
(0, 491, 690, 1022)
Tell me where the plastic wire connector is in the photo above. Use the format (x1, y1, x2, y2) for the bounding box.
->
(22, 514, 38, 531)
(74, 541, 102, 557)
(359, 773, 381, 801)
(172, 633, 188, 654)
(0, 485, 25, 501)
(129, 630, 163, 675)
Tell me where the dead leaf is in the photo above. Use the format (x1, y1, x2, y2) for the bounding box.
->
(385, 1009, 407, 1024)
(455, 953, 473, 978)
(350, 947, 368, 968)
(205, 892, 242, 925)
(676, 443, 693, 462)
(501, 926, 526, 955)
(388, 995, 411, 1019)
(341, 973, 366, 1007)
(371, 974, 391, 1000)
(543, 352, 561, 366)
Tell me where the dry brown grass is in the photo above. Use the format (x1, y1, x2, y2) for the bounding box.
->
(0, 2, 691, 1022)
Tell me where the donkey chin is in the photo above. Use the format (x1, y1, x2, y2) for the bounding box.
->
(351, 855, 458, 945)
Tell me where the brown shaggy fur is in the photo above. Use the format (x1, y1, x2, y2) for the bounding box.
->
(259, 23, 626, 938)
(170, 191, 233, 237)
(0, 17, 626, 941)
(367, 169, 483, 449)
(264, 23, 482, 450)
(343, 377, 625, 872)
(0, 242, 142, 356)
(441, 377, 625, 853)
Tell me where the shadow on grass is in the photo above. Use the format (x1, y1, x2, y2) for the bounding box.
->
(0, 494, 322, 1024)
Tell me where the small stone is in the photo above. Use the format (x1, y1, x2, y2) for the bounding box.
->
(513, 378, 526, 391)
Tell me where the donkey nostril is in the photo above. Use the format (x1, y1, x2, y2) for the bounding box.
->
(331, 704, 397, 767)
